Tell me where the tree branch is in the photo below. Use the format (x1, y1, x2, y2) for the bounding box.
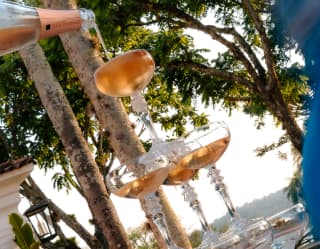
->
(60, 163, 84, 197)
(21, 176, 102, 249)
(142, 1, 263, 86)
(224, 96, 252, 102)
(168, 60, 257, 92)
(225, 27, 266, 79)
(143, 1, 303, 152)
(242, 0, 278, 90)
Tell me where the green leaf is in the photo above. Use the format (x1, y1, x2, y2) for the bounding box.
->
(21, 223, 36, 246)
(0, 83, 6, 97)
(9, 213, 40, 249)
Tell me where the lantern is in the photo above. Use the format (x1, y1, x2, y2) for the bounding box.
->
(23, 200, 57, 243)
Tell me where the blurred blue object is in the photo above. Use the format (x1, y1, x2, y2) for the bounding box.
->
(273, 0, 320, 239)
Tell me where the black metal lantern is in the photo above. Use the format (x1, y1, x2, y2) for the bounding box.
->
(23, 200, 57, 243)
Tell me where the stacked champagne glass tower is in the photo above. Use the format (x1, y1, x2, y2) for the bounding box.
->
(94, 50, 309, 249)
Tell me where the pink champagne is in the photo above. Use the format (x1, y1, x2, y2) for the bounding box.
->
(166, 136, 230, 185)
(94, 49, 155, 97)
(110, 167, 169, 198)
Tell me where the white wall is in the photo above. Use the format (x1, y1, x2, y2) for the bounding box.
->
(0, 163, 33, 249)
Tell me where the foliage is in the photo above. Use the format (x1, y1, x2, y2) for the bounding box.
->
(9, 213, 40, 249)
(285, 169, 304, 204)
(76, 0, 309, 130)
(188, 230, 202, 248)
(128, 224, 159, 249)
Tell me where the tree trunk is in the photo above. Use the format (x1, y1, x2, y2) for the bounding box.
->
(19, 43, 132, 249)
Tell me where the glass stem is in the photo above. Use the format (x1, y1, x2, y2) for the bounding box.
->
(144, 192, 181, 249)
(131, 92, 161, 144)
(207, 165, 238, 218)
(182, 182, 211, 231)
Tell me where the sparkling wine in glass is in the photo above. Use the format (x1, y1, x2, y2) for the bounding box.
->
(163, 121, 231, 247)
(94, 49, 160, 142)
(164, 121, 231, 185)
(106, 140, 182, 198)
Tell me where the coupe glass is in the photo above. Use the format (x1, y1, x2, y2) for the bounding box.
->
(106, 140, 179, 198)
(162, 121, 231, 247)
(267, 203, 309, 249)
(94, 49, 160, 141)
(212, 218, 273, 249)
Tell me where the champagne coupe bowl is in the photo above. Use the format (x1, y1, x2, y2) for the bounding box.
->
(106, 141, 181, 198)
(164, 121, 231, 185)
(107, 165, 169, 198)
(94, 49, 155, 97)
